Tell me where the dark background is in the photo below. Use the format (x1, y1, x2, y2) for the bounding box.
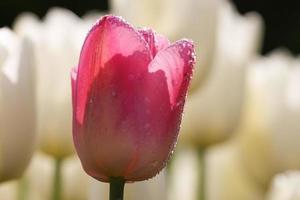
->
(0, 0, 299, 55)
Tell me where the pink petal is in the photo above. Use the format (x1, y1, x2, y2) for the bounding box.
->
(71, 66, 78, 111)
(155, 33, 170, 52)
(76, 15, 152, 124)
(138, 28, 170, 57)
(148, 39, 195, 107)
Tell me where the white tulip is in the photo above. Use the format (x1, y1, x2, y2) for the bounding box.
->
(13, 8, 103, 158)
(267, 171, 300, 200)
(158, 0, 222, 89)
(126, 170, 167, 200)
(88, 169, 167, 200)
(237, 50, 300, 186)
(167, 148, 199, 200)
(168, 143, 264, 200)
(0, 181, 18, 200)
(0, 28, 36, 182)
(111, 0, 164, 28)
(23, 153, 99, 200)
(111, 0, 221, 89)
(206, 143, 264, 200)
(180, 1, 263, 147)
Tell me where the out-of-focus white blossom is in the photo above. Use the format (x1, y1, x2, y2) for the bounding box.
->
(267, 171, 300, 200)
(206, 142, 264, 200)
(13, 8, 103, 158)
(168, 143, 265, 200)
(89, 170, 167, 200)
(180, 1, 263, 147)
(0, 28, 36, 182)
(111, 0, 221, 88)
(0, 181, 17, 200)
(167, 148, 199, 200)
(238, 50, 300, 186)
(23, 153, 99, 200)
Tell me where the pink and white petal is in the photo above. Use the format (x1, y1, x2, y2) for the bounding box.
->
(76, 15, 152, 124)
(138, 28, 170, 57)
(149, 39, 195, 107)
(155, 33, 170, 52)
(138, 28, 156, 57)
(71, 66, 78, 111)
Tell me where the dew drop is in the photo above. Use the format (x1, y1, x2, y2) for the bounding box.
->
(128, 74, 135, 80)
(144, 97, 151, 104)
(144, 123, 150, 129)
(151, 161, 159, 168)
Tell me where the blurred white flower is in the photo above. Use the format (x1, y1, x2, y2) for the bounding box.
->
(0, 181, 18, 200)
(23, 153, 99, 200)
(89, 170, 167, 200)
(13, 8, 103, 159)
(168, 143, 264, 200)
(111, 0, 221, 88)
(167, 148, 199, 200)
(111, 0, 163, 28)
(0, 28, 36, 182)
(180, 0, 263, 147)
(206, 142, 264, 200)
(267, 171, 300, 200)
(237, 50, 300, 186)
(126, 170, 167, 200)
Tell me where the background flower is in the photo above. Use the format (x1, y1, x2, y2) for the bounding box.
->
(180, 0, 263, 147)
(0, 28, 36, 182)
(237, 50, 300, 186)
(267, 171, 300, 200)
(13, 8, 103, 159)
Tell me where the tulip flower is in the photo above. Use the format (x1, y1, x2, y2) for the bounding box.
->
(72, 15, 195, 199)
(111, 0, 220, 89)
(206, 143, 264, 200)
(89, 170, 167, 200)
(168, 143, 265, 200)
(0, 28, 36, 182)
(237, 50, 300, 187)
(180, 0, 263, 148)
(0, 181, 18, 200)
(167, 148, 199, 200)
(125, 170, 167, 200)
(13, 8, 105, 200)
(21, 153, 98, 200)
(13, 8, 88, 159)
(267, 171, 300, 200)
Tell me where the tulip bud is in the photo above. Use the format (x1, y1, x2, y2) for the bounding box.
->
(180, 1, 263, 147)
(13, 8, 103, 159)
(0, 28, 36, 182)
(23, 153, 98, 200)
(237, 50, 300, 186)
(72, 15, 195, 182)
(111, 0, 220, 89)
(206, 143, 264, 200)
(267, 171, 300, 200)
(0, 181, 18, 200)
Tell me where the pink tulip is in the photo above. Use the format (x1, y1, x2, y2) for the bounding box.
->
(72, 15, 195, 182)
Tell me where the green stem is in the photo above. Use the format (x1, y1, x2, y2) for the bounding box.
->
(198, 148, 206, 200)
(52, 158, 62, 200)
(109, 177, 125, 200)
(17, 176, 28, 200)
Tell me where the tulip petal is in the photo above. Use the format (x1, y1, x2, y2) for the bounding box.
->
(138, 28, 170, 57)
(71, 67, 78, 111)
(76, 15, 152, 124)
(149, 39, 195, 107)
